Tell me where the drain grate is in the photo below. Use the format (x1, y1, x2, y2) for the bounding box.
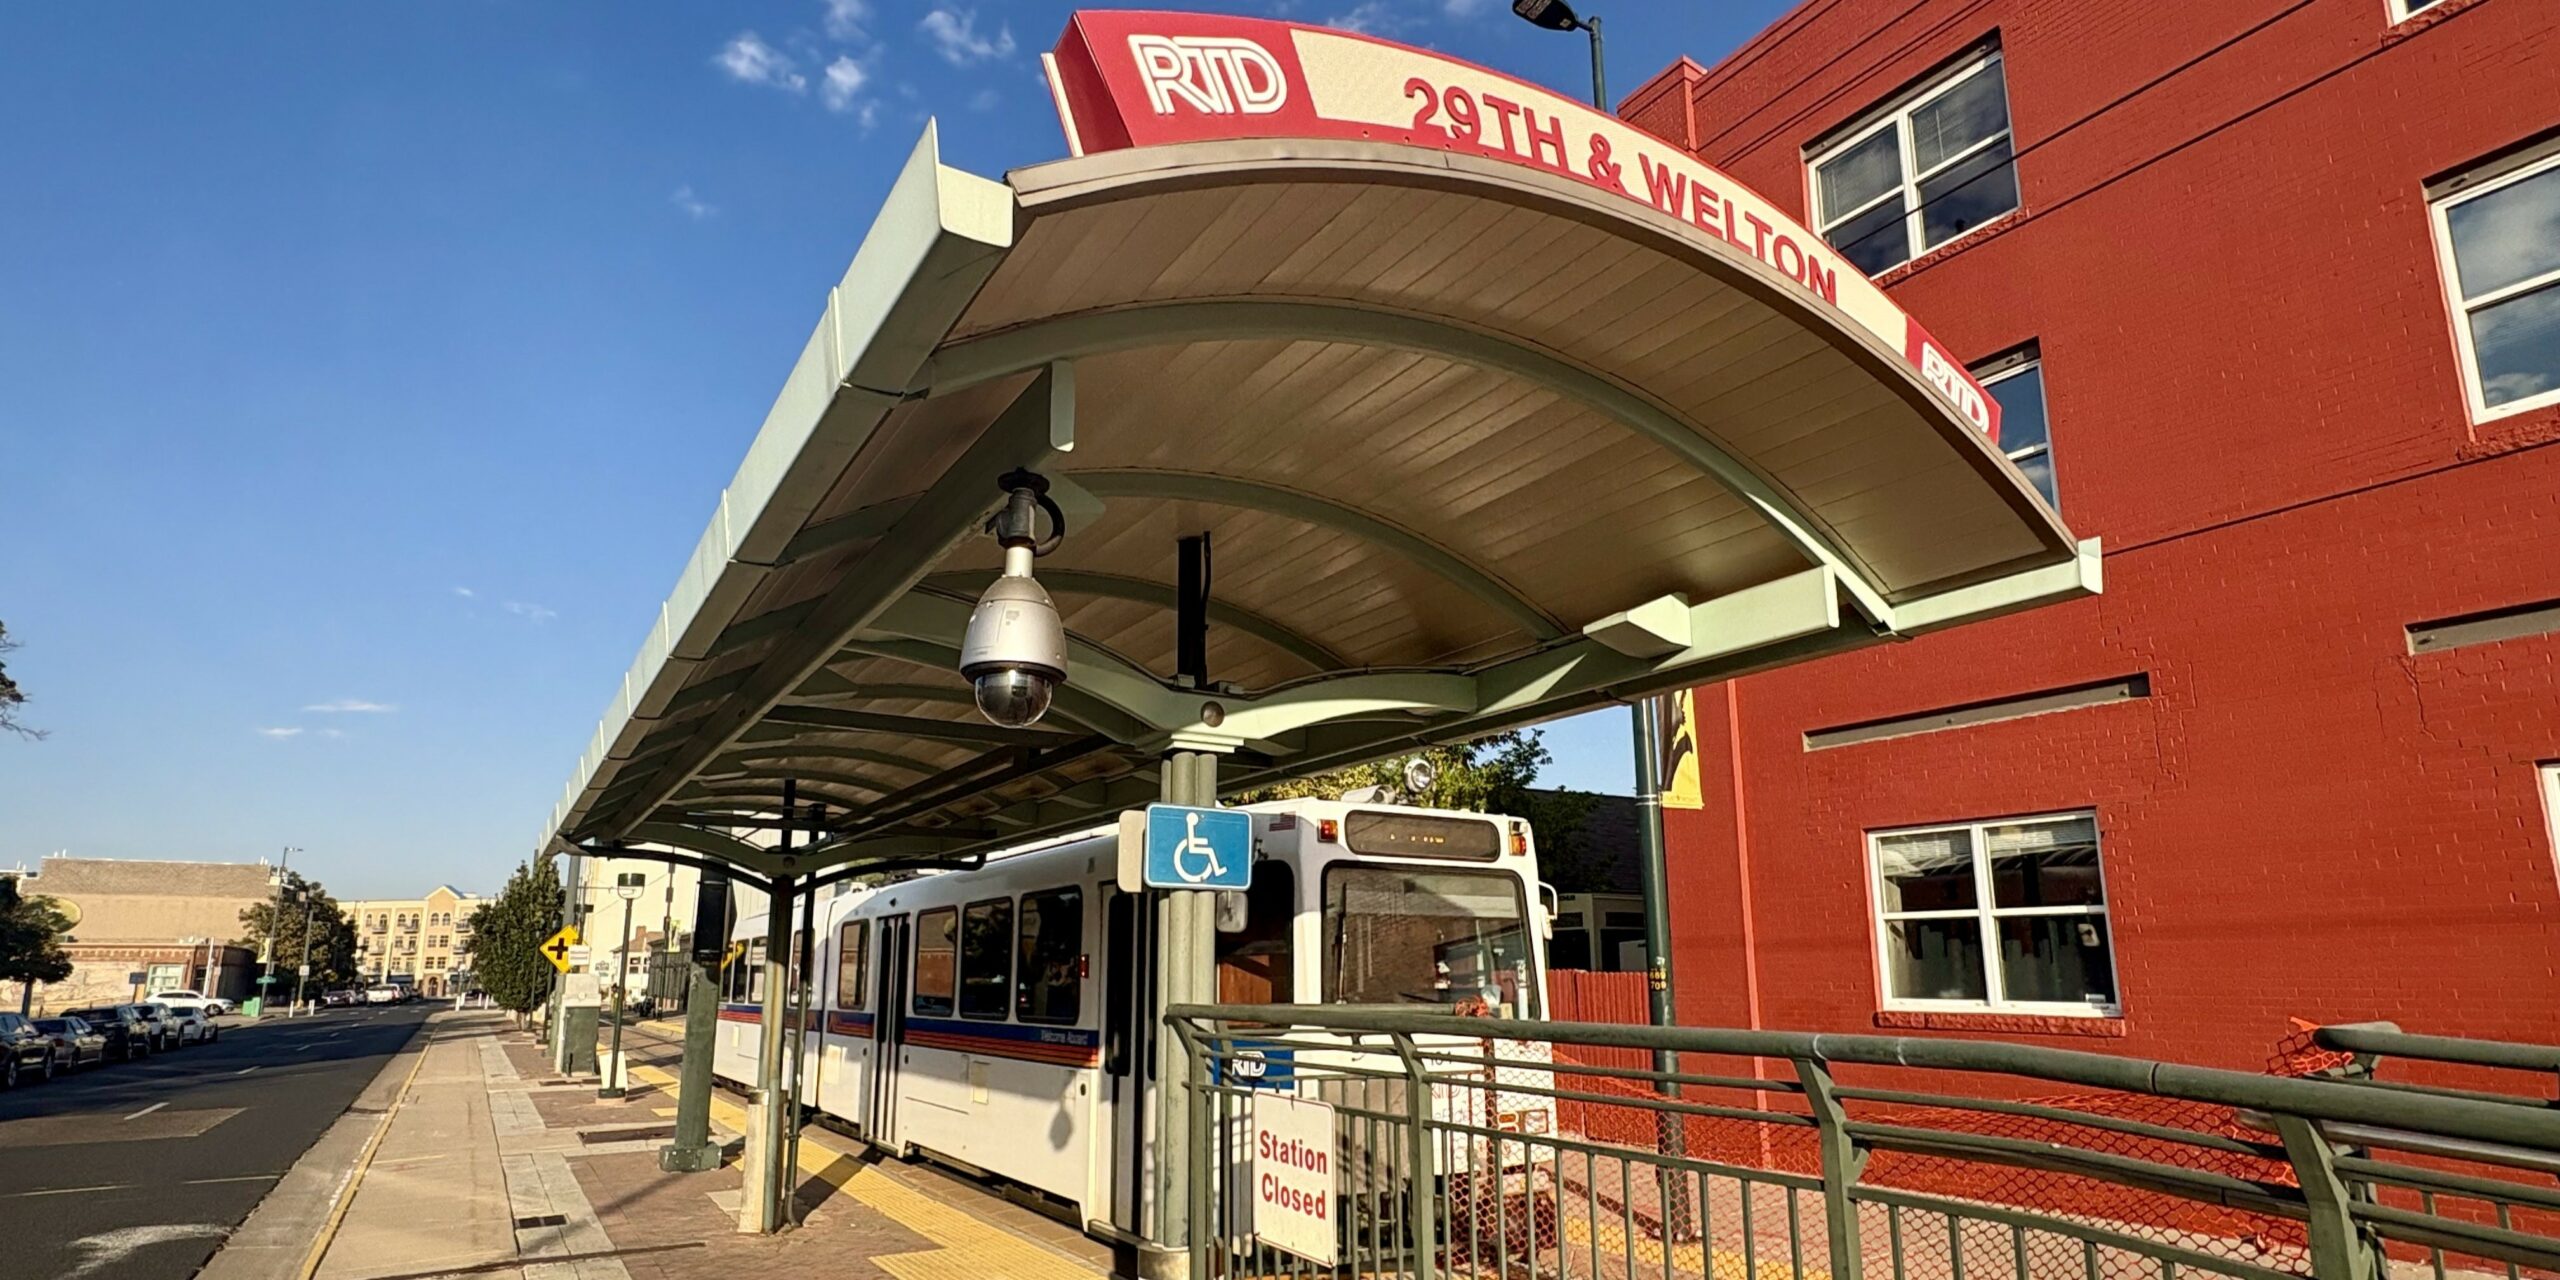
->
(513, 1213, 567, 1229)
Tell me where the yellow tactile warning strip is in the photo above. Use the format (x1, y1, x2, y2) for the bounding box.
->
(626, 1062, 1102, 1279)
(1559, 1210, 1825, 1280)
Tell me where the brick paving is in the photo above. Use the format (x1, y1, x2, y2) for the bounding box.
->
(281, 1014, 1113, 1280)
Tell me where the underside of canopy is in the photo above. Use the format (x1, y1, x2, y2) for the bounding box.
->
(546, 124, 2098, 880)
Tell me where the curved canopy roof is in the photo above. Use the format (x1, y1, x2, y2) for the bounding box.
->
(544, 119, 2096, 879)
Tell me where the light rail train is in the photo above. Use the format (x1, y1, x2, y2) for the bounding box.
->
(711, 797, 1555, 1244)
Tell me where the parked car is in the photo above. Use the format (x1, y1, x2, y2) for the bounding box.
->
(32, 1017, 108, 1072)
(364, 984, 402, 1005)
(154, 988, 234, 1018)
(164, 1005, 217, 1044)
(319, 988, 356, 1008)
(137, 1002, 187, 1049)
(0, 1012, 58, 1087)
(67, 1006, 154, 1061)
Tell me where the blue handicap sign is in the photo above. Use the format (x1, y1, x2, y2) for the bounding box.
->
(1211, 1040, 1295, 1089)
(1143, 804, 1251, 890)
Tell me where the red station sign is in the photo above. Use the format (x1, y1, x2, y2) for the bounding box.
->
(1043, 10, 2001, 441)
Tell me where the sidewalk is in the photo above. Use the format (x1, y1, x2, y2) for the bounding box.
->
(224, 1009, 1114, 1280)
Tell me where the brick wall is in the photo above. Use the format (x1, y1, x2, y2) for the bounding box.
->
(1631, 0, 2560, 1069)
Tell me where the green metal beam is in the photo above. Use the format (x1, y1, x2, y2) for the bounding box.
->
(916, 569, 1347, 672)
(1069, 469, 1560, 641)
(713, 743, 940, 777)
(597, 365, 1074, 839)
(760, 704, 1073, 744)
(918, 297, 1900, 625)
(690, 767, 894, 797)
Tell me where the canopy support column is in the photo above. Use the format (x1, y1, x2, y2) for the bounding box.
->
(739, 869, 797, 1233)
(1142, 746, 1222, 1279)
(659, 868, 728, 1173)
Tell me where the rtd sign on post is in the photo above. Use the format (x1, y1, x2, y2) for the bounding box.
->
(1250, 1092, 1337, 1265)
(1043, 10, 2000, 439)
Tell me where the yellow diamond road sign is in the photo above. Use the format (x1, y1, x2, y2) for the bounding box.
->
(540, 925, 581, 973)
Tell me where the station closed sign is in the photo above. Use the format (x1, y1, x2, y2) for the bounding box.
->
(1251, 1092, 1336, 1265)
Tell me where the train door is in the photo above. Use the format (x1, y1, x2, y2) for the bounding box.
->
(866, 913, 909, 1152)
(1095, 887, 1143, 1236)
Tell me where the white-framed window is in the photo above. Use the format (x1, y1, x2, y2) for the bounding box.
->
(1868, 811, 2119, 1015)
(1976, 346, 2057, 508)
(1808, 46, 2019, 277)
(2389, 0, 2448, 22)
(2430, 145, 2560, 420)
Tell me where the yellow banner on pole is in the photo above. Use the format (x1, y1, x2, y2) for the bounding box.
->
(1661, 689, 1705, 810)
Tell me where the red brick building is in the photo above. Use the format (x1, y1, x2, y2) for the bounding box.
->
(1623, 0, 2560, 1069)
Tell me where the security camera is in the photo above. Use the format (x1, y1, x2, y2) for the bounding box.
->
(960, 470, 1069, 728)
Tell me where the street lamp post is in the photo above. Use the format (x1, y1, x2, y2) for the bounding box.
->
(601, 872, 644, 1099)
(1511, 0, 1606, 108)
(292, 893, 317, 1015)
(260, 848, 299, 1016)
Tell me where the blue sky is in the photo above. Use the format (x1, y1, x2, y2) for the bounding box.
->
(0, 0, 1793, 900)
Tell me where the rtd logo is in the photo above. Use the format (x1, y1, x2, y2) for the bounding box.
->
(1128, 35, 1289, 116)
(1914, 337, 1994, 437)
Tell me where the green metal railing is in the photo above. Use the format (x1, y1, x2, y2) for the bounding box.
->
(1169, 1005, 2560, 1280)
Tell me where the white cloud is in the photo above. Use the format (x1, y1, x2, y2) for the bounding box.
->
(304, 699, 397, 714)
(503, 601, 559, 623)
(257, 726, 304, 739)
(822, 0, 870, 40)
(821, 56, 869, 113)
(1326, 3, 1398, 35)
(671, 185, 716, 220)
(918, 8, 1015, 66)
(715, 31, 807, 93)
(452, 586, 476, 599)
(1442, 0, 1495, 15)
(318, 727, 347, 739)
(858, 100, 881, 130)
(968, 87, 1000, 112)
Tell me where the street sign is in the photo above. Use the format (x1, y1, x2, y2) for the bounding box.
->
(297, 964, 311, 976)
(1141, 804, 1251, 890)
(566, 944, 592, 968)
(1251, 1093, 1337, 1265)
(540, 925, 581, 974)
(126, 971, 146, 985)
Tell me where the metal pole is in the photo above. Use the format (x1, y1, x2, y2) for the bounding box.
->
(754, 873, 794, 1232)
(1630, 695, 1694, 1236)
(1149, 748, 1219, 1270)
(603, 892, 634, 1098)
(293, 897, 315, 1015)
(262, 848, 293, 1015)
(660, 865, 728, 1174)
(1584, 15, 1606, 111)
(784, 866, 817, 1224)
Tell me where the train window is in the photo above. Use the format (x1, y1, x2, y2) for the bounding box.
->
(960, 897, 1014, 1020)
(1016, 887, 1082, 1025)
(1322, 867, 1538, 1017)
(913, 909, 958, 1017)
(1214, 862, 1295, 1004)
(745, 937, 768, 1005)
(836, 920, 868, 1012)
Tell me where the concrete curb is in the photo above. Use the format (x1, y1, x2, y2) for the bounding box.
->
(195, 1012, 449, 1280)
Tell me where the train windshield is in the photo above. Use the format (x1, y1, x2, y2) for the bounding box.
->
(1321, 866, 1538, 1017)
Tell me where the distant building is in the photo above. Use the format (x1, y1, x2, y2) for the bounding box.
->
(346, 885, 486, 996)
(574, 856, 702, 997)
(1526, 790, 1649, 974)
(19, 855, 271, 1011)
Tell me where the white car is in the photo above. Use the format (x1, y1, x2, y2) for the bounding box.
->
(365, 984, 402, 1005)
(163, 1006, 218, 1044)
(154, 989, 234, 1018)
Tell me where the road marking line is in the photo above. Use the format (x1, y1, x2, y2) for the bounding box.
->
(237, 1065, 261, 1075)
(10, 1184, 132, 1198)
(124, 1101, 169, 1121)
(185, 1173, 280, 1185)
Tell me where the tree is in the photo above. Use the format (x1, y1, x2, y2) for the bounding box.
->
(471, 858, 564, 1020)
(1240, 728, 1556, 811)
(0, 620, 41, 739)
(0, 879, 75, 1015)
(235, 872, 360, 993)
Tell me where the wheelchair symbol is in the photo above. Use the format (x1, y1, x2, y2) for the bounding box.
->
(1172, 809, 1229, 884)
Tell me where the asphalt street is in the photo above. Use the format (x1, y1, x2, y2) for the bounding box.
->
(0, 1001, 433, 1280)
